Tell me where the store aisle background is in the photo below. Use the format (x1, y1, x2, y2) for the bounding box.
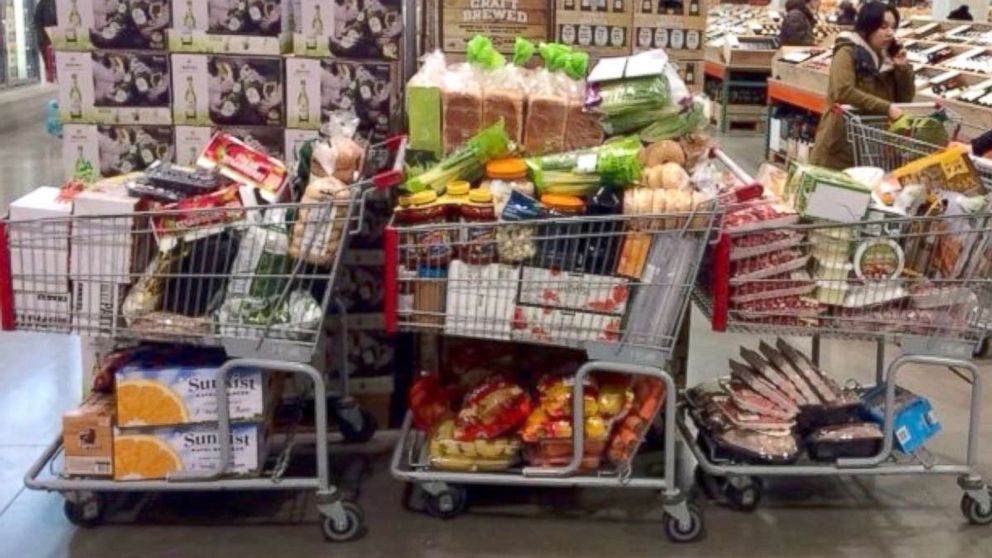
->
(0, 88, 990, 557)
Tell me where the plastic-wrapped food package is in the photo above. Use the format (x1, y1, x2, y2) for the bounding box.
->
(429, 418, 520, 472)
(454, 374, 533, 441)
(290, 175, 352, 266)
(407, 51, 448, 155)
(522, 70, 567, 155)
(520, 408, 610, 471)
(310, 112, 365, 183)
(441, 64, 484, 154)
(562, 78, 603, 152)
(712, 427, 801, 465)
(481, 65, 527, 145)
(535, 374, 601, 418)
(807, 422, 883, 461)
(606, 376, 665, 465)
(409, 375, 453, 431)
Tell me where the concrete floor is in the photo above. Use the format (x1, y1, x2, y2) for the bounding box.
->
(1, 92, 991, 557)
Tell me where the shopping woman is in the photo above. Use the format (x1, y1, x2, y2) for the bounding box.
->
(810, 1, 915, 170)
(779, 0, 820, 46)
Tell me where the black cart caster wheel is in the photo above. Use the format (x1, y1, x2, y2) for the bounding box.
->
(424, 485, 468, 519)
(63, 493, 103, 528)
(961, 491, 992, 525)
(321, 501, 366, 542)
(338, 407, 378, 444)
(975, 337, 991, 359)
(724, 477, 762, 513)
(664, 502, 706, 543)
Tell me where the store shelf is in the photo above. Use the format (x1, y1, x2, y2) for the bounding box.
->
(767, 79, 827, 114)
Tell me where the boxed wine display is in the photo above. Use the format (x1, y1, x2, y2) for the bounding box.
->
(168, 0, 292, 55)
(554, 0, 634, 57)
(63, 123, 175, 179)
(170, 53, 285, 126)
(56, 50, 172, 125)
(291, 0, 402, 60)
(50, 0, 172, 51)
(284, 57, 396, 139)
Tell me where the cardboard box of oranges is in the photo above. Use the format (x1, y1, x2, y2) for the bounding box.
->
(115, 362, 270, 428)
(112, 422, 268, 481)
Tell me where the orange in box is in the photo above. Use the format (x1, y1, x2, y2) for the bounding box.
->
(62, 392, 115, 477)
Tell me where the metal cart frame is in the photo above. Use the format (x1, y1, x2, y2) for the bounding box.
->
(9, 135, 407, 540)
(683, 106, 992, 522)
(382, 149, 759, 543)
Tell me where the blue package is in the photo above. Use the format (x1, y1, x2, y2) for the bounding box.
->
(861, 385, 941, 454)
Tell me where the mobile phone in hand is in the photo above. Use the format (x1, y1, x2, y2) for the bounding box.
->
(887, 39, 903, 58)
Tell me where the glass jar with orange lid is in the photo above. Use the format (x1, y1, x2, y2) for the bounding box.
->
(537, 194, 587, 270)
(394, 190, 453, 268)
(482, 158, 535, 215)
(458, 187, 497, 265)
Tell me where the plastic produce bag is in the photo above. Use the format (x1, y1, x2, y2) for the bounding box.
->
(454, 374, 533, 440)
(888, 112, 950, 148)
(216, 290, 323, 340)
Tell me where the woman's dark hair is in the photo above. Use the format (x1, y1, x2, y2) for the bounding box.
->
(855, 1, 900, 40)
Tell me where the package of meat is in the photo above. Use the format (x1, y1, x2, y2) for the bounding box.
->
(723, 379, 794, 421)
(708, 427, 801, 465)
(731, 229, 805, 261)
(716, 398, 795, 431)
(730, 270, 816, 305)
(441, 64, 483, 154)
(807, 422, 883, 461)
(774, 338, 843, 403)
(731, 296, 825, 323)
(909, 283, 978, 309)
(729, 359, 799, 416)
(723, 200, 799, 234)
(758, 341, 822, 405)
(739, 347, 807, 406)
(731, 249, 810, 283)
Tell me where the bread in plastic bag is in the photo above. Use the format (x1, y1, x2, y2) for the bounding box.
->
(481, 65, 527, 145)
(441, 63, 484, 154)
(522, 70, 567, 155)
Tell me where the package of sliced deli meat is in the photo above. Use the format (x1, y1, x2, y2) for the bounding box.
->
(730, 270, 816, 305)
(731, 229, 805, 261)
(728, 359, 799, 416)
(731, 249, 810, 283)
(731, 296, 825, 325)
(739, 347, 807, 406)
(715, 398, 795, 432)
(722, 379, 795, 421)
(723, 200, 799, 234)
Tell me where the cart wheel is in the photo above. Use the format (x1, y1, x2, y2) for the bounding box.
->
(974, 337, 991, 359)
(961, 490, 992, 525)
(338, 407, 378, 444)
(723, 477, 762, 513)
(321, 501, 365, 542)
(693, 467, 723, 500)
(63, 493, 103, 528)
(664, 501, 706, 543)
(424, 485, 468, 519)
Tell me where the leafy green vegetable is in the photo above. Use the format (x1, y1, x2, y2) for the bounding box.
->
(639, 99, 706, 143)
(526, 137, 642, 194)
(402, 121, 512, 194)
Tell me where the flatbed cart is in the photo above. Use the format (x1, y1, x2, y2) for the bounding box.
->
(382, 149, 756, 543)
(687, 106, 992, 523)
(9, 135, 406, 540)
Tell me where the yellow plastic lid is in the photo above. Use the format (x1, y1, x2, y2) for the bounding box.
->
(410, 190, 438, 206)
(397, 194, 413, 208)
(541, 194, 585, 213)
(486, 158, 528, 180)
(469, 187, 493, 203)
(446, 180, 471, 196)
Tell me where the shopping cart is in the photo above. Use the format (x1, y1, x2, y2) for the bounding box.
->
(843, 101, 992, 354)
(9, 135, 406, 540)
(689, 115, 992, 524)
(383, 149, 754, 543)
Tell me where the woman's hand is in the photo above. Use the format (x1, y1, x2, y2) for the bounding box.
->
(888, 104, 903, 120)
(892, 48, 909, 68)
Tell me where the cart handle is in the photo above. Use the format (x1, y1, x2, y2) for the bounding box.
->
(709, 146, 763, 204)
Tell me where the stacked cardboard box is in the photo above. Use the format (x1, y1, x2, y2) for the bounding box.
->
(633, 0, 707, 92)
(554, 0, 635, 58)
(51, 1, 177, 179)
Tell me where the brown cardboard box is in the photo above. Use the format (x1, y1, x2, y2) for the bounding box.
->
(555, 0, 634, 57)
(440, 0, 552, 53)
(671, 58, 704, 93)
(63, 392, 115, 477)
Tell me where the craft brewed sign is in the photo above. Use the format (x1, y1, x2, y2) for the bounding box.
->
(441, 0, 551, 53)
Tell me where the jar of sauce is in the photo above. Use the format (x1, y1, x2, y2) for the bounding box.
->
(395, 190, 452, 268)
(459, 187, 497, 265)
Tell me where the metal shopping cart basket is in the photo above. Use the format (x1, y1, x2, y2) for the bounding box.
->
(689, 116, 992, 524)
(8, 135, 406, 541)
(382, 149, 755, 543)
